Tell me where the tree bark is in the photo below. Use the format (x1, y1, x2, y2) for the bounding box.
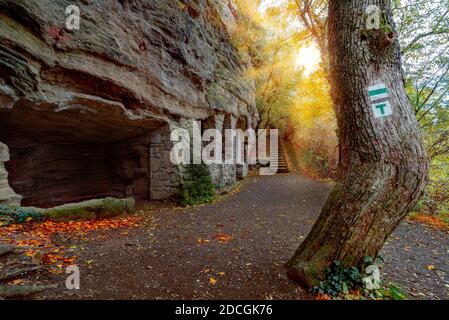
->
(287, 0, 430, 288)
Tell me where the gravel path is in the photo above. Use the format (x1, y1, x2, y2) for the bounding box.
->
(33, 174, 448, 300)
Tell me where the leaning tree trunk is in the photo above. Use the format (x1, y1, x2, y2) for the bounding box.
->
(286, 0, 430, 287)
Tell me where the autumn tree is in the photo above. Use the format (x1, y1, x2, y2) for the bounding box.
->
(233, 0, 304, 129)
(286, 0, 430, 287)
(397, 0, 449, 224)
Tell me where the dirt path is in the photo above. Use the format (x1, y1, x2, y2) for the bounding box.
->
(27, 174, 449, 300)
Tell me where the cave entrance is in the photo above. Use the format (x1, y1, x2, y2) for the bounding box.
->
(0, 104, 163, 208)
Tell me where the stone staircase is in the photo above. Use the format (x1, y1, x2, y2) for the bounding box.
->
(273, 141, 290, 174)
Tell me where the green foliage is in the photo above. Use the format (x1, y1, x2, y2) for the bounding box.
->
(311, 259, 409, 300)
(361, 12, 393, 42)
(378, 283, 408, 300)
(0, 205, 44, 225)
(180, 164, 216, 207)
(413, 155, 449, 224)
(312, 257, 396, 300)
(312, 260, 364, 297)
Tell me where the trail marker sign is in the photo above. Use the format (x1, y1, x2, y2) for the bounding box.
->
(368, 83, 389, 102)
(372, 101, 392, 118)
(368, 83, 392, 118)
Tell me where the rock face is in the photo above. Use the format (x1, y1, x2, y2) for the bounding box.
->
(0, 142, 22, 205)
(0, 0, 257, 207)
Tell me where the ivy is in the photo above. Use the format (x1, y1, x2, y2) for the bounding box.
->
(180, 163, 216, 207)
(0, 205, 44, 226)
(312, 260, 365, 297)
(312, 257, 406, 300)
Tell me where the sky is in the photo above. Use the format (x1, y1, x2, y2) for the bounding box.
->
(296, 44, 321, 75)
(258, 0, 321, 76)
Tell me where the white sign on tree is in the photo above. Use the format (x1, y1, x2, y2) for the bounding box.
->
(368, 83, 393, 118)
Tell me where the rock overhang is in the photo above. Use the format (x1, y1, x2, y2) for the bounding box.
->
(0, 0, 258, 207)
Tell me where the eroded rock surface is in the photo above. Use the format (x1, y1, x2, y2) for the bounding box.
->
(0, 142, 21, 206)
(0, 0, 257, 206)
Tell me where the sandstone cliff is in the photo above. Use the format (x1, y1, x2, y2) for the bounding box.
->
(0, 0, 257, 207)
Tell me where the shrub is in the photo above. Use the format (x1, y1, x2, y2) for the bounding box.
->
(180, 164, 216, 206)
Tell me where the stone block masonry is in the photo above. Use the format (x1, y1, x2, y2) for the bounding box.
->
(149, 124, 182, 200)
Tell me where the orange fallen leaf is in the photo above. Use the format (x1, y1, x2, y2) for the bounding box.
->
(427, 265, 435, 271)
(209, 277, 217, 285)
(410, 214, 448, 230)
(0, 216, 141, 269)
(197, 239, 210, 245)
(212, 233, 233, 244)
(49, 268, 63, 274)
(9, 279, 24, 285)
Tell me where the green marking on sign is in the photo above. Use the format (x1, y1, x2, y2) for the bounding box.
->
(372, 101, 392, 118)
(375, 103, 387, 115)
(368, 83, 389, 102)
(369, 88, 388, 97)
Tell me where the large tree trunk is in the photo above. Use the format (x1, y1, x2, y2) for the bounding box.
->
(286, 0, 430, 287)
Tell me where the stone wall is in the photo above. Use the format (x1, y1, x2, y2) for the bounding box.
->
(221, 115, 238, 189)
(147, 114, 255, 200)
(149, 124, 182, 200)
(201, 114, 224, 188)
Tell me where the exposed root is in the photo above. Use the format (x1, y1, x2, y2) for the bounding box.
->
(0, 266, 44, 282)
(0, 284, 57, 298)
(0, 244, 16, 257)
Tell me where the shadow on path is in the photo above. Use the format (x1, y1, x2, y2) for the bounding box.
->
(39, 173, 448, 300)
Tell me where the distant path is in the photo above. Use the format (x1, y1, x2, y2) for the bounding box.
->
(38, 174, 448, 300)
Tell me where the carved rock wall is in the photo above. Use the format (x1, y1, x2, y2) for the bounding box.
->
(0, 0, 258, 206)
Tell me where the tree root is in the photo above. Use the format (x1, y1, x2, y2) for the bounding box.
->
(0, 284, 57, 298)
(0, 244, 16, 257)
(0, 266, 44, 282)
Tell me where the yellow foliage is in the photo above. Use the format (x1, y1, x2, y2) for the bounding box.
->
(234, 0, 338, 177)
(288, 70, 338, 178)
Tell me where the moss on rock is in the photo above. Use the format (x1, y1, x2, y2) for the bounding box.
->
(44, 197, 135, 221)
(0, 197, 135, 224)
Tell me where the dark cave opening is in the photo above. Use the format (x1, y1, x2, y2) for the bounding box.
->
(0, 106, 159, 208)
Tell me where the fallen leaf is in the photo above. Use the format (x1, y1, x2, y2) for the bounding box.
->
(49, 268, 63, 274)
(209, 277, 217, 285)
(9, 279, 24, 285)
(427, 265, 435, 271)
(315, 293, 331, 300)
(212, 233, 233, 244)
